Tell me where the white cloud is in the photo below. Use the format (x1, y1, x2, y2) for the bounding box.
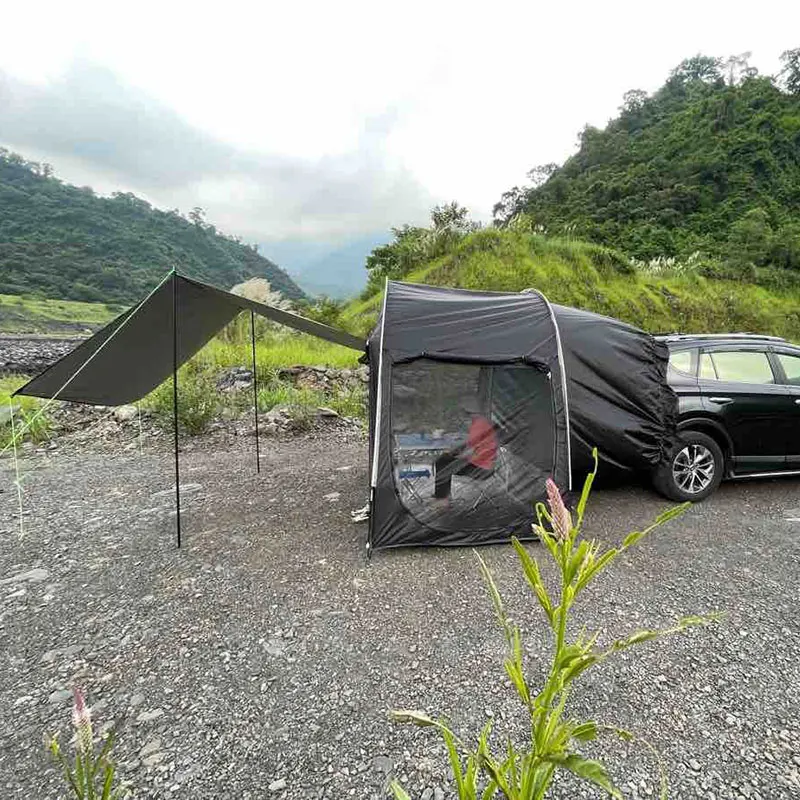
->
(1, 0, 798, 241)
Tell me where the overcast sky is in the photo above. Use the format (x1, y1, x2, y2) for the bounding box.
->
(1, 0, 798, 247)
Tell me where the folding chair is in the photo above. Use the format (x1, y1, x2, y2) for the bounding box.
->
(397, 465, 433, 506)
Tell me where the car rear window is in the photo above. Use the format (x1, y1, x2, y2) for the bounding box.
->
(702, 350, 775, 384)
(668, 349, 694, 375)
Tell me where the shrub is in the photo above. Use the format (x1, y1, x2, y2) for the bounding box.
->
(143, 366, 218, 435)
(390, 453, 719, 799)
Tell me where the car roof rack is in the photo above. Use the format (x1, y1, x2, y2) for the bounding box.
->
(654, 332, 787, 342)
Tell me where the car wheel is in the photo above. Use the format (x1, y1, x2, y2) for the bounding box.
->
(653, 431, 724, 502)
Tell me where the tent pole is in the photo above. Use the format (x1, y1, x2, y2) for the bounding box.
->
(250, 310, 260, 473)
(172, 271, 182, 548)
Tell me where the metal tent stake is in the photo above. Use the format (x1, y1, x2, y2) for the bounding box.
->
(172, 271, 182, 548)
(250, 310, 261, 473)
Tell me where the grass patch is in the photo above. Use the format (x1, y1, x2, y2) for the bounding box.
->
(139, 324, 366, 436)
(142, 364, 220, 435)
(257, 383, 366, 417)
(0, 294, 118, 334)
(198, 332, 361, 372)
(0, 376, 51, 449)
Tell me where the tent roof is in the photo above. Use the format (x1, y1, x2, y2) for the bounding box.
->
(373, 281, 560, 363)
(14, 272, 365, 406)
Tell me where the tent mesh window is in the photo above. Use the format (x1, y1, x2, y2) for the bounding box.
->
(390, 359, 555, 532)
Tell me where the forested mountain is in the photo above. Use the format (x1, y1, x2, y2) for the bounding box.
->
(494, 51, 800, 270)
(0, 149, 305, 303)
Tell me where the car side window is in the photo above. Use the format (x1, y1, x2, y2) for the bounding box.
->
(699, 353, 717, 379)
(777, 353, 800, 386)
(703, 350, 775, 384)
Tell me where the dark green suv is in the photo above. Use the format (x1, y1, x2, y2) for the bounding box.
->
(654, 333, 800, 501)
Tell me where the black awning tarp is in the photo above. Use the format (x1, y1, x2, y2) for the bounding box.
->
(14, 272, 364, 406)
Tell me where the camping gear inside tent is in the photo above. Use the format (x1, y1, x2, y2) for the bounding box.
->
(365, 282, 679, 553)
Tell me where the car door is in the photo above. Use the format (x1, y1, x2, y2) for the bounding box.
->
(769, 348, 800, 467)
(698, 345, 794, 473)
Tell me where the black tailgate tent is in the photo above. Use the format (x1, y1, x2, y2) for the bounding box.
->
(366, 282, 572, 551)
(365, 282, 678, 553)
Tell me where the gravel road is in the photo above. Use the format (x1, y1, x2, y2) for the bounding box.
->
(1, 429, 798, 799)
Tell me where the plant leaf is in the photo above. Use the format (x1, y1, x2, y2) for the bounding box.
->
(475, 551, 513, 646)
(622, 530, 644, 548)
(561, 653, 599, 686)
(389, 710, 439, 728)
(390, 781, 412, 800)
(571, 721, 598, 742)
(574, 548, 618, 595)
(101, 763, 116, 800)
(565, 540, 589, 587)
(619, 503, 691, 553)
(604, 613, 721, 659)
(575, 448, 599, 530)
(512, 538, 554, 627)
(546, 753, 622, 798)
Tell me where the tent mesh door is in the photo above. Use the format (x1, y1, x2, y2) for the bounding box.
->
(390, 359, 555, 532)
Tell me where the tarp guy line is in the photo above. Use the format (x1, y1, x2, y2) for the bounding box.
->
(2, 269, 174, 457)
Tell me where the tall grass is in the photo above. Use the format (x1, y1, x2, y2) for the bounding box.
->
(196, 333, 360, 372)
(139, 323, 366, 434)
(0, 376, 51, 448)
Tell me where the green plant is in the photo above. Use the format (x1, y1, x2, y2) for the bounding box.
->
(325, 385, 366, 419)
(48, 687, 126, 799)
(143, 366, 218, 435)
(0, 379, 52, 450)
(390, 453, 719, 799)
(283, 403, 316, 431)
(18, 405, 52, 444)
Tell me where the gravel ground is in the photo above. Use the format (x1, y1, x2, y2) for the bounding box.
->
(1, 428, 799, 799)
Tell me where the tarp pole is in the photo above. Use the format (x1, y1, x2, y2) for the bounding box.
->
(172, 271, 182, 548)
(250, 310, 261, 474)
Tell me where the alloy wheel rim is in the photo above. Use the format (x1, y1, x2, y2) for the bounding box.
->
(672, 444, 715, 494)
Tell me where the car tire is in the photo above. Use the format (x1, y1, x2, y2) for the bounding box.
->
(653, 431, 724, 502)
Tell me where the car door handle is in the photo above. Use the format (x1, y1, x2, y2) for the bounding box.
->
(709, 397, 733, 405)
(795, 399, 800, 405)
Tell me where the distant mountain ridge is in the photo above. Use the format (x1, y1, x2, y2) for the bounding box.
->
(0, 149, 306, 303)
(263, 233, 389, 299)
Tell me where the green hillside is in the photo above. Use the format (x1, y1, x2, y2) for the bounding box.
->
(0, 149, 305, 303)
(494, 52, 800, 269)
(343, 228, 800, 342)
